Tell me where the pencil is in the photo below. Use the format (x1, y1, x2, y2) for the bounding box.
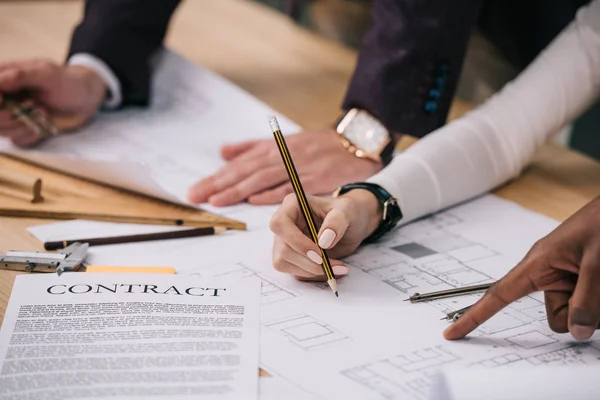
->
(269, 116, 338, 297)
(44, 226, 227, 250)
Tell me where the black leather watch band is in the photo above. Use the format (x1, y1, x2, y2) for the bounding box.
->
(333, 182, 402, 243)
(380, 139, 395, 166)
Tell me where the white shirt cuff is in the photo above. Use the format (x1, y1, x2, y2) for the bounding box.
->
(68, 53, 122, 109)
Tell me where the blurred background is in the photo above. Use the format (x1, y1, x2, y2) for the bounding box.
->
(2, 0, 599, 160)
(281, 0, 599, 161)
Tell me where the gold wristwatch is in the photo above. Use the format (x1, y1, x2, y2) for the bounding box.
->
(336, 108, 395, 165)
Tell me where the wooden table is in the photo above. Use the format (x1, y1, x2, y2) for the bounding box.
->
(2, 0, 600, 327)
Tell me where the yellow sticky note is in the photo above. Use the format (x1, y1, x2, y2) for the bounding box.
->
(86, 266, 176, 274)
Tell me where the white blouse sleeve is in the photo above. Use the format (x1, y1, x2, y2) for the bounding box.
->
(368, 0, 600, 224)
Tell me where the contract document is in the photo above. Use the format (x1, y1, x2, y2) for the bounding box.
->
(0, 274, 261, 400)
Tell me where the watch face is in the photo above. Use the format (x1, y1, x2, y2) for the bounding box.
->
(342, 110, 389, 154)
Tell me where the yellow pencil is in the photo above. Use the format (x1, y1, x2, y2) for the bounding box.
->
(269, 116, 338, 297)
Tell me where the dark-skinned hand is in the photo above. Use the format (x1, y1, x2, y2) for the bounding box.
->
(445, 196, 600, 341)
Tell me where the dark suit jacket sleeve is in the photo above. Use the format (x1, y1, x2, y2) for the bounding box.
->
(68, 0, 181, 106)
(342, 0, 484, 138)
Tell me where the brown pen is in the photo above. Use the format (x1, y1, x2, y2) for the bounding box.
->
(44, 226, 227, 250)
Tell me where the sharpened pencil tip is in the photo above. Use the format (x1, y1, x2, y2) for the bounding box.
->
(327, 279, 338, 296)
(335, 291, 339, 297)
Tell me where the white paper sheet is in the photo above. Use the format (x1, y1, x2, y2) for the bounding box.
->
(0, 274, 261, 400)
(258, 377, 321, 400)
(27, 195, 600, 400)
(430, 366, 600, 400)
(0, 49, 299, 225)
(28, 220, 253, 268)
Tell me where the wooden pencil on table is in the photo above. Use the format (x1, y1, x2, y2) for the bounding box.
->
(269, 116, 338, 297)
(44, 226, 227, 250)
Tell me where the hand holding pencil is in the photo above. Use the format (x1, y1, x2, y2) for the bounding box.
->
(269, 116, 339, 296)
(270, 187, 383, 279)
(268, 117, 383, 296)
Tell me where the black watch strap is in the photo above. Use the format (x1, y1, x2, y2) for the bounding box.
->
(380, 139, 395, 166)
(333, 182, 402, 243)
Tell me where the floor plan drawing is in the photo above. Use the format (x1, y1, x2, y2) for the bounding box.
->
(245, 197, 600, 400)
(471, 343, 600, 368)
(505, 330, 559, 349)
(190, 262, 300, 305)
(264, 314, 351, 351)
(427, 293, 549, 338)
(342, 339, 600, 400)
(342, 346, 460, 400)
(343, 213, 499, 302)
(341, 209, 553, 333)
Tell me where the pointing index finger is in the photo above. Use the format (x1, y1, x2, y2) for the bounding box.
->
(443, 262, 538, 340)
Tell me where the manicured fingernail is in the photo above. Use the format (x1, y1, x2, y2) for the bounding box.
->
(319, 229, 336, 249)
(333, 265, 349, 276)
(306, 250, 322, 265)
(571, 324, 595, 340)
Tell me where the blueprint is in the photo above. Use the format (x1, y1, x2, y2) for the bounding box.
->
(431, 366, 600, 400)
(190, 195, 600, 400)
(28, 196, 600, 400)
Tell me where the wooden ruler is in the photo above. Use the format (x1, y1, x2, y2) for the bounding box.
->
(0, 156, 246, 230)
